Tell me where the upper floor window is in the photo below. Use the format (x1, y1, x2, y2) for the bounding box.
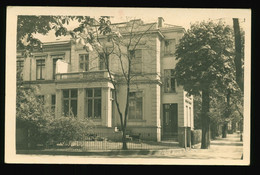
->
(17, 60, 24, 72)
(164, 39, 176, 55)
(129, 91, 143, 119)
(129, 49, 142, 73)
(99, 53, 109, 70)
(63, 89, 78, 117)
(79, 54, 89, 71)
(36, 59, 45, 80)
(53, 57, 63, 79)
(85, 88, 102, 119)
(164, 69, 176, 93)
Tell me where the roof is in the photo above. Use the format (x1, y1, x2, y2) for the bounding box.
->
(34, 19, 185, 44)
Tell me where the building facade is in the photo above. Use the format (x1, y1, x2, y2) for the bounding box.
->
(17, 18, 194, 146)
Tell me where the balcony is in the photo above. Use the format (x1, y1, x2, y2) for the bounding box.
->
(55, 71, 161, 85)
(55, 70, 115, 82)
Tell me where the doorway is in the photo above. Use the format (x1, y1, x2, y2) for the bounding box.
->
(163, 104, 178, 137)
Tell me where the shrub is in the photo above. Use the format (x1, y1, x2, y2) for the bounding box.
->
(45, 117, 94, 147)
(16, 84, 53, 148)
(191, 129, 202, 145)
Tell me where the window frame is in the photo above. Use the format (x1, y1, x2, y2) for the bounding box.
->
(52, 57, 63, 79)
(164, 69, 176, 93)
(62, 89, 78, 117)
(79, 54, 89, 71)
(51, 94, 56, 112)
(128, 91, 143, 120)
(129, 49, 143, 74)
(36, 58, 46, 80)
(99, 53, 109, 70)
(164, 39, 176, 56)
(36, 95, 45, 104)
(17, 60, 24, 71)
(85, 88, 102, 119)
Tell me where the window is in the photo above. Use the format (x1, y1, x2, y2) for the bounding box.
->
(79, 54, 89, 71)
(36, 59, 45, 80)
(51, 94, 56, 112)
(129, 92, 143, 119)
(63, 89, 78, 117)
(17, 60, 24, 72)
(164, 69, 176, 93)
(99, 53, 109, 70)
(129, 49, 142, 73)
(53, 58, 62, 79)
(85, 88, 102, 119)
(164, 39, 176, 55)
(37, 95, 45, 104)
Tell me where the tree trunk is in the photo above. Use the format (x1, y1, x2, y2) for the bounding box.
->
(231, 120, 236, 133)
(222, 123, 228, 138)
(233, 18, 243, 92)
(201, 88, 210, 149)
(222, 90, 231, 138)
(122, 127, 128, 150)
(210, 122, 218, 140)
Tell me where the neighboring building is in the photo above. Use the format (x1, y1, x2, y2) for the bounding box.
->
(17, 18, 194, 147)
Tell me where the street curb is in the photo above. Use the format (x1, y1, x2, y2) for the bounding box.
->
(16, 148, 187, 157)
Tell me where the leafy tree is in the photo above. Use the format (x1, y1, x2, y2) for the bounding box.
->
(66, 17, 156, 149)
(17, 16, 98, 55)
(175, 20, 235, 149)
(17, 16, 156, 150)
(233, 18, 244, 92)
(16, 70, 53, 148)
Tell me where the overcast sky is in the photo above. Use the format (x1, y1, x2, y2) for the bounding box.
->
(28, 7, 250, 42)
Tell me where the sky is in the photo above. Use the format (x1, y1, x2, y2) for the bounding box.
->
(29, 7, 250, 42)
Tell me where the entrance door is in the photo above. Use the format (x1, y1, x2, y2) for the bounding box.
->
(163, 104, 178, 136)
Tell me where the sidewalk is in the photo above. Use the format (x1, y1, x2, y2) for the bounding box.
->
(165, 132, 243, 160)
(17, 132, 243, 160)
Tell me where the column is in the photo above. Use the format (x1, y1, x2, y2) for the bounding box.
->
(55, 89, 62, 118)
(102, 87, 112, 127)
(77, 88, 84, 119)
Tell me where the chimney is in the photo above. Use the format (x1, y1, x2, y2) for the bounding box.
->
(158, 17, 164, 28)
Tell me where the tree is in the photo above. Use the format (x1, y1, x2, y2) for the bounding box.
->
(175, 20, 235, 149)
(17, 16, 99, 55)
(17, 16, 157, 150)
(233, 18, 244, 92)
(16, 16, 102, 148)
(16, 69, 53, 148)
(233, 18, 244, 141)
(66, 18, 157, 149)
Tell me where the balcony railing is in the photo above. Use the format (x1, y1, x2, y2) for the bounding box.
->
(55, 71, 161, 84)
(55, 70, 115, 81)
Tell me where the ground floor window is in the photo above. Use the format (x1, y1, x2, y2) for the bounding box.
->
(37, 95, 45, 104)
(63, 89, 78, 117)
(129, 91, 143, 119)
(51, 94, 56, 112)
(85, 88, 102, 119)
